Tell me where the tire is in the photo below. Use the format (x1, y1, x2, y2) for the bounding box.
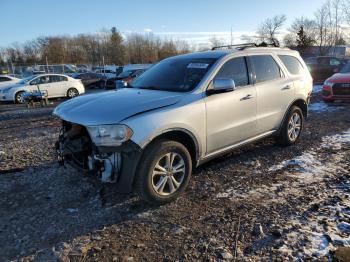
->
(135, 140, 192, 205)
(15, 91, 25, 104)
(98, 81, 105, 89)
(277, 106, 304, 146)
(67, 88, 79, 98)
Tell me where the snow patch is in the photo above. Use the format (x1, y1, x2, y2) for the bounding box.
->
(321, 130, 350, 150)
(217, 129, 350, 258)
(308, 102, 343, 113)
(269, 129, 350, 173)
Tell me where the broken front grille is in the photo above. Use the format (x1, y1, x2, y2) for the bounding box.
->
(57, 121, 92, 170)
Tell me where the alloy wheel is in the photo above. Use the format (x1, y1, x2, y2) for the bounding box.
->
(68, 89, 78, 98)
(16, 92, 24, 103)
(287, 112, 302, 141)
(151, 152, 185, 196)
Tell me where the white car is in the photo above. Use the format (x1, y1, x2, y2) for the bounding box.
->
(0, 74, 85, 103)
(0, 75, 20, 89)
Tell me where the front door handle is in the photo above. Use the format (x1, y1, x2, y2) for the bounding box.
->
(282, 85, 292, 90)
(241, 94, 253, 101)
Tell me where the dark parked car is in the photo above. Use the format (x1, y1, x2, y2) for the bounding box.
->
(72, 72, 106, 88)
(105, 69, 146, 89)
(305, 56, 347, 83)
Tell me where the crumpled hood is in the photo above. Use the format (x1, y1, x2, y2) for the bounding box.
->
(53, 88, 184, 126)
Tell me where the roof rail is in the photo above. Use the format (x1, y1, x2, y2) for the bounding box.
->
(211, 43, 257, 51)
(211, 42, 280, 51)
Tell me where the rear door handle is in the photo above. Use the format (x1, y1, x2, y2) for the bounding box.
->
(282, 85, 292, 90)
(241, 94, 253, 101)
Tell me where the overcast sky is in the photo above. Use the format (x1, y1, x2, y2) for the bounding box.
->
(0, 0, 325, 47)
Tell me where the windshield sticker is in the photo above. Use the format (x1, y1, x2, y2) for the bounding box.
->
(187, 63, 209, 69)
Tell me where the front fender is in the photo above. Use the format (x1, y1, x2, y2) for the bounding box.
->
(123, 96, 206, 159)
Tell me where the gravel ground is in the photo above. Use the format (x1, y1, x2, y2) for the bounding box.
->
(0, 91, 349, 261)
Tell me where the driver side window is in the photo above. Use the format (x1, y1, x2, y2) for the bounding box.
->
(30, 77, 40, 85)
(31, 76, 49, 85)
(215, 57, 249, 87)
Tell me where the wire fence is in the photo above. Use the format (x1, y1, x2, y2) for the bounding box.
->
(0, 62, 120, 77)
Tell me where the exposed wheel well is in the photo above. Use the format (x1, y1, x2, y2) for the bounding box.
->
(291, 99, 308, 118)
(145, 130, 199, 167)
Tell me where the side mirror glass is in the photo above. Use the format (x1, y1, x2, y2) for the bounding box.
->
(208, 78, 236, 95)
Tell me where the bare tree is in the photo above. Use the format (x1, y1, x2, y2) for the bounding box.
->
(209, 36, 223, 48)
(0, 27, 194, 68)
(283, 17, 317, 47)
(257, 15, 287, 46)
(314, 0, 343, 55)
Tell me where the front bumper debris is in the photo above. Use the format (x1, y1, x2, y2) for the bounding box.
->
(56, 121, 142, 193)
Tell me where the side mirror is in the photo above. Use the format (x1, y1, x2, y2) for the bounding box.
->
(207, 78, 236, 95)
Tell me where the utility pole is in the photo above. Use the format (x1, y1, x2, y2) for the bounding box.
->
(11, 61, 14, 75)
(46, 56, 49, 73)
(102, 56, 106, 77)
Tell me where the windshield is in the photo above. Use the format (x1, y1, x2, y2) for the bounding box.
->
(18, 75, 37, 85)
(131, 57, 218, 92)
(118, 70, 135, 78)
(340, 62, 350, 73)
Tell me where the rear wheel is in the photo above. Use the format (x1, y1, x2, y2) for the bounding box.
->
(277, 106, 304, 146)
(67, 88, 79, 98)
(15, 91, 25, 104)
(135, 140, 192, 205)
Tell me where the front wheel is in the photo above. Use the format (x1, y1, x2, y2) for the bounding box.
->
(67, 88, 79, 98)
(277, 106, 304, 146)
(15, 91, 25, 104)
(135, 140, 192, 205)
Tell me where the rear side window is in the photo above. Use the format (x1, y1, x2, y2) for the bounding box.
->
(215, 57, 249, 87)
(60, 76, 68, 81)
(50, 75, 67, 82)
(250, 55, 282, 83)
(278, 55, 304, 75)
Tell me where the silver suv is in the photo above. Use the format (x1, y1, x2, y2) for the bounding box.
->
(54, 44, 313, 204)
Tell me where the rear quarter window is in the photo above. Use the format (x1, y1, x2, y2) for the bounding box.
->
(278, 55, 304, 75)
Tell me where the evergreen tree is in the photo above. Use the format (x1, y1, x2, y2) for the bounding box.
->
(296, 26, 315, 48)
(109, 27, 125, 65)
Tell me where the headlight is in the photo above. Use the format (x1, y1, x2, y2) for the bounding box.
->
(87, 125, 133, 146)
(324, 81, 334, 87)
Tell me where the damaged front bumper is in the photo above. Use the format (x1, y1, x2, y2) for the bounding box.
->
(55, 121, 142, 193)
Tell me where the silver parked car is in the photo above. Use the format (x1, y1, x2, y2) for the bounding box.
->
(54, 44, 313, 204)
